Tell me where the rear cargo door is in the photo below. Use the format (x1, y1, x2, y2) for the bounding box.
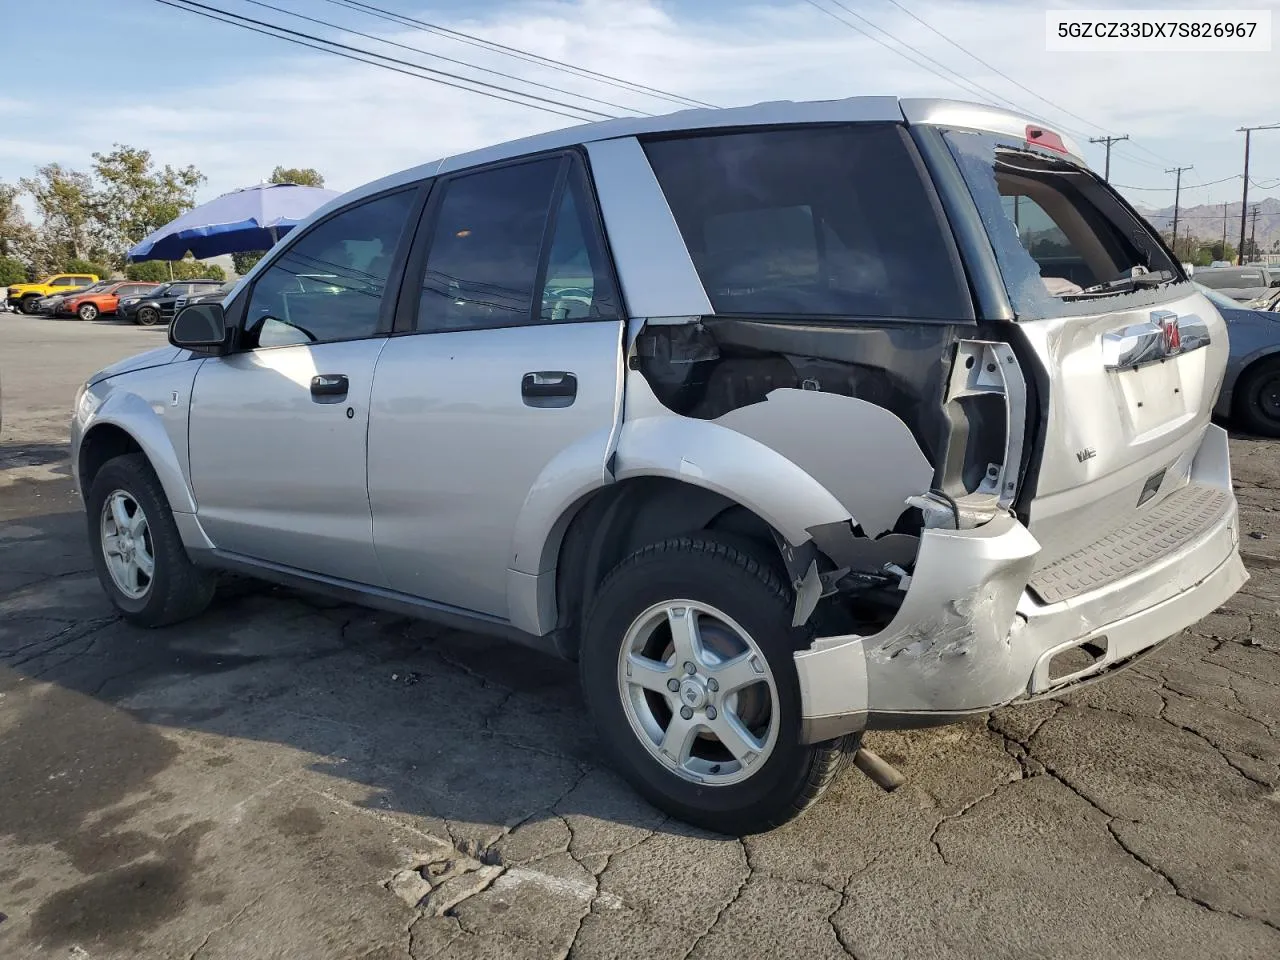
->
(941, 129, 1230, 571)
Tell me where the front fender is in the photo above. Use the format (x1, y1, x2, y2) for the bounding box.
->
(76, 367, 200, 516)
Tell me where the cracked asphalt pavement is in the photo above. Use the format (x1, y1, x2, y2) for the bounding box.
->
(2, 313, 1279, 960)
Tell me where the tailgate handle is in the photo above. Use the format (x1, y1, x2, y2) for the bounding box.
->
(1102, 311, 1210, 371)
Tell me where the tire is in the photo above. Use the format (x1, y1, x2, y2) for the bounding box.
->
(136, 306, 160, 326)
(1233, 357, 1280, 438)
(580, 536, 855, 835)
(20, 297, 41, 315)
(77, 302, 98, 321)
(86, 453, 216, 627)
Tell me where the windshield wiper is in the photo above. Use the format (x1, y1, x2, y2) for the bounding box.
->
(1070, 269, 1176, 298)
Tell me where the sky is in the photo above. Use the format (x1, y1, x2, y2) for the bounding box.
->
(2, 0, 1279, 222)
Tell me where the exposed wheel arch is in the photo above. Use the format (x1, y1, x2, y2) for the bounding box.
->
(79, 422, 144, 495)
(551, 477, 787, 660)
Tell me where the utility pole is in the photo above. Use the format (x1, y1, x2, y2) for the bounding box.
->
(1249, 204, 1261, 261)
(1222, 203, 1230, 261)
(1089, 134, 1129, 181)
(1236, 122, 1280, 264)
(1165, 165, 1193, 248)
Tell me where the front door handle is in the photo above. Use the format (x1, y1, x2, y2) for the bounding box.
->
(521, 371, 577, 407)
(311, 373, 349, 401)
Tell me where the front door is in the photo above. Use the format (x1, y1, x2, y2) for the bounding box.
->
(368, 154, 625, 618)
(188, 187, 421, 585)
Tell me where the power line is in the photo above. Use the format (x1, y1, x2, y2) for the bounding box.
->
(321, 0, 715, 110)
(1089, 134, 1129, 181)
(152, 0, 608, 122)
(804, 0, 1163, 173)
(237, 0, 650, 117)
(1112, 174, 1243, 191)
(802, 0, 1027, 115)
(878, 0, 1178, 168)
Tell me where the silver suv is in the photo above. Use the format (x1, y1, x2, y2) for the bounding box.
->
(71, 98, 1247, 833)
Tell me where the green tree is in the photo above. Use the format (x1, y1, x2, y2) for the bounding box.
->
(0, 179, 37, 262)
(20, 163, 96, 263)
(91, 145, 205, 269)
(64, 257, 113, 278)
(125, 261, 172, 282)
(270, 166, 325, 187)
(0, 255, 27, 285)
(231, 250, 264, 275)
(172, 257, 225, 281)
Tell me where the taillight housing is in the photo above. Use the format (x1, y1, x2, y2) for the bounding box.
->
(1025, 124, 1068, 154)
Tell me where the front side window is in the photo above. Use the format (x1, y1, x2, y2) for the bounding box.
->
(642, 124, 971, 321)
(418, 158, 560, 332)
(53, 276, 75, 286)
(243, 189, 415, 348)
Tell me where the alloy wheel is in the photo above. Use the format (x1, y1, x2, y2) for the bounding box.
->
(616, 599, 780, 785)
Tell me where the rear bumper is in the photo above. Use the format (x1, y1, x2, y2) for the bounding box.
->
(794, 423, 1247, 742)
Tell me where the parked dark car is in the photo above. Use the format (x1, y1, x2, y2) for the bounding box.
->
(32, 280, 111, 315)
(174, 280, 236, 312)
(1195, 264, 1280, 302)
(122, 279, 224, 326)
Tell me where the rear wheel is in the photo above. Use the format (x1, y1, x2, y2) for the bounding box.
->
(580, 536, 854, 835)
(77, 302, 99, 321)
(1234, 357, 1280, 438)
(87, 453, 216, 626)
(136, 305, 160, 326)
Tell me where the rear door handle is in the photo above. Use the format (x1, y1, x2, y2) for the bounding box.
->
(522, 371, 577, 407)
(311, 373, 349, 401)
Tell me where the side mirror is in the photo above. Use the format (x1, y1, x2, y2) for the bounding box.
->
(170, 302, 229, 351)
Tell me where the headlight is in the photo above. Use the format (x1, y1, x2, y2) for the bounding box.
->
(75, 383, 102, 421)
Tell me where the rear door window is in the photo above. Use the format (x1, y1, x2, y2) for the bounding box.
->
(642, 124, 972, 321)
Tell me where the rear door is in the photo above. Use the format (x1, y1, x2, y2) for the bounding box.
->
(939, 128, 1229, 568)
(367, 152, 625, 619)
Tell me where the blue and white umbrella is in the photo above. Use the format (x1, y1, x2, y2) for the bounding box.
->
(127, 182, 339, 262)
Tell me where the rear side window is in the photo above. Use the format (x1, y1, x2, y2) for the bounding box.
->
(418, 158, 560, 332)
(945, 130, 1182, 318)
(642, 124, 972, 321)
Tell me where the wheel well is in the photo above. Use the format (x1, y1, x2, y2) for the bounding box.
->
(79, 424, 143, 493)
(552, 477, 786, 660)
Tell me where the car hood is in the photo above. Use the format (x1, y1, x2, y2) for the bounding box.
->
(88, 346, 190, 386)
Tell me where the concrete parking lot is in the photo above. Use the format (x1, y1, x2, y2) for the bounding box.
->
(1, 311, 1279, 960)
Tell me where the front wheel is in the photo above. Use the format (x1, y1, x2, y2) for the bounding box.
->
(87, 453, 217, 626)
(77, 303, 98, 321)
(580, 537, 854, 835)
(1234, 357, 1280, 438)
(136, 305, 160, 326)
(20, 297, 40, 315)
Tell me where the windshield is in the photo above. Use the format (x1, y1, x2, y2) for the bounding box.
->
(945, 130, 1184, 319)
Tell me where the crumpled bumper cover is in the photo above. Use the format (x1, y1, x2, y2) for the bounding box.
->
(794, 424, 1247, 743)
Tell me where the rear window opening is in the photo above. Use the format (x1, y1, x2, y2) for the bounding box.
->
(945, 130, 1185, 319)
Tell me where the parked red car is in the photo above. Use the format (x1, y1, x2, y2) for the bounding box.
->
(59, 281, 162, 321)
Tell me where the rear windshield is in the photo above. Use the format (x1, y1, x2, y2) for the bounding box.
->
(945, 130, 1185, 319)
(642, 124, 973, 322)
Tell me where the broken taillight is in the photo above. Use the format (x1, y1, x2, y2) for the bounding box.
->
(1025, 124, 1068, 154)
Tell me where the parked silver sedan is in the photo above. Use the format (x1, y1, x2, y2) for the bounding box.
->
(1204, 283, 1280, 436)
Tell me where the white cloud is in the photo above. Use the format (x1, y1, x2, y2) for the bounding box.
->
(1, 0, 1277, 208)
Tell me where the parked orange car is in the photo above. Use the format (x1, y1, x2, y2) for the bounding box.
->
(59, 281, 162, 321)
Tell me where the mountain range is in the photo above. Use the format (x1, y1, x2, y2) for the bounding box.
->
(1133, 195, 1280, 253)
